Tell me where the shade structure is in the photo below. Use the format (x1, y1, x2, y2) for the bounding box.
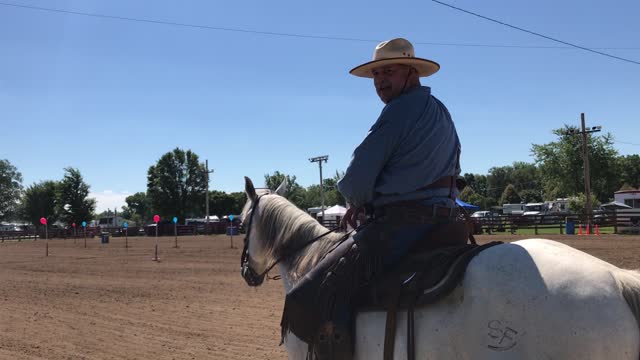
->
(456, 198, 480, 210)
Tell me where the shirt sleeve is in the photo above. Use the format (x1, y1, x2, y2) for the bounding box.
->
(338, 105, 405, 207)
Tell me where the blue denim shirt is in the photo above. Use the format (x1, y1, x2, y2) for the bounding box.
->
(338, 86, 461, 207)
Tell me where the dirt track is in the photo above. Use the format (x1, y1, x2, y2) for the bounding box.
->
(1, 233, 639, 359)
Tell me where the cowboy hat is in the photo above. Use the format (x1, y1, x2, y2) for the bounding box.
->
(349, 38, 440, 78)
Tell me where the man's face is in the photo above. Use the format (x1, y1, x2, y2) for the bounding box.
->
(371, 64, 412, 104)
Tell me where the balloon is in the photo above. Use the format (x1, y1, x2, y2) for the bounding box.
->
(40, 217, 47, 225)
(153, 215, 160, 223)
(123, 222, 128, 229)
(72, 223, 76, 228)
(81, 221, 87, 227)
(172, 217, 178, 224)
(229, 215, 234, 221)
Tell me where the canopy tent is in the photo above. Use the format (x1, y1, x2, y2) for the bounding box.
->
(324, 205, 347, 216)
(600, 201, 632, 210)
(456, 198, 480, 210)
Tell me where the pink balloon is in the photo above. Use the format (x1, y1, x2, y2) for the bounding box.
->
(72, 223, 76, 228)
(153, 215, 160, 223)
(40, 217, 47, 225)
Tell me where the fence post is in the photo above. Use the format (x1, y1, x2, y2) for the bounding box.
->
(560, 219, 563, 235)
(613, 210, 618, 234)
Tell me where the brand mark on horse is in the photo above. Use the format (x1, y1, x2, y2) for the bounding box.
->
(487, 320, 519, 351)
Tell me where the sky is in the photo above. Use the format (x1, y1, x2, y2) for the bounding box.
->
(1, 0, 639, 213)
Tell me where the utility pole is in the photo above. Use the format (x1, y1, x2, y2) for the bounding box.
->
(309, 155, 329, 220)
(564, 113, 601, 225)
(205, 160, 215, 224)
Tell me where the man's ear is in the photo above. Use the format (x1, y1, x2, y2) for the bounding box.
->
(245, 176, 257, 201)
(275, 177, 288, 197)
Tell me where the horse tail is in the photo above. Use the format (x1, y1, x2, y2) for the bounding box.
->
(614, 269, 640, 333)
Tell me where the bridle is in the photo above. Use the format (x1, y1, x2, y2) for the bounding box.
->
(240, 193, 349, 287)
(240, 193, 269, 286)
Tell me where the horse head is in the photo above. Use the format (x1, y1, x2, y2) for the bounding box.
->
(240, 176, 287, 287)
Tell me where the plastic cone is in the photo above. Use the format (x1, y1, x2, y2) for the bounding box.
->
(578, 224, 583, 235)
(595, 224, 600, 236)
(586, 224, 590, 235)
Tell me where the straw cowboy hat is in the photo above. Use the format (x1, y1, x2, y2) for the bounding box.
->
(350, 38, 440, 78)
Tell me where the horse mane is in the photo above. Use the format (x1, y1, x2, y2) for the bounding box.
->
(254, 195, 346, 282)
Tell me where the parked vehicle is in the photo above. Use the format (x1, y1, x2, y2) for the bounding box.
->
(502, 203, 525, 216)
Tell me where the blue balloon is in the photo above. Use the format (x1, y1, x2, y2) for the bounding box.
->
(81, 221, 87, 227)
(229, 215, 234, 221)
(172, 216, 178, 224)
(123, 222, 129, 228)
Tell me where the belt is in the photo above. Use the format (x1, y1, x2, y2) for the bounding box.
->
(374, 202, 459, 224)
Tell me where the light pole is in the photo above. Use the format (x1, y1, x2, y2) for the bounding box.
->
(309, 155, 329, 220)
(205, 160, 214, 224)
(564, 113, 601, 225)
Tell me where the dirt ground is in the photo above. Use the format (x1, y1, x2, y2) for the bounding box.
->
(1, 233, 639, 360)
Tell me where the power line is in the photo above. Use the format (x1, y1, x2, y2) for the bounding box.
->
(1, 1, 639, 51)
(615, 140, 640, 146)
(431, 0, 640, 65)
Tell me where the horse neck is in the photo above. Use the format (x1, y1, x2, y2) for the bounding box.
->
(257, 196, 345, 285)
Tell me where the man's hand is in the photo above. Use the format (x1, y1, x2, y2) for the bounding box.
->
(340, 206, 365, 230)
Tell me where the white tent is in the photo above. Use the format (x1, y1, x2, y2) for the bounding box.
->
(318, 205, 347, 221)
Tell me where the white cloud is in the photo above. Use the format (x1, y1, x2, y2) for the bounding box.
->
(90, 190, 131, 213)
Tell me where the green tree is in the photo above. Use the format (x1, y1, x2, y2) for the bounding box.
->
(510, 162, 542, 195)
(486, 166, 514, 200)
(618, 154, 640, 189)
(518, 189, 543, 203)
(208, 190, 246, 217)
(147, 148, 207, 220)
(458, 186, 475, 202)
(568, 193, 601, 214)
(19, 181, 59, 226)
(264, 171, 307, 208)
(123, 192, 150, 224)
(500, 184, 521, 205)
(532, 127, 619, 202)
(58, 167, 96, 226)
(0, 159, 23, 222)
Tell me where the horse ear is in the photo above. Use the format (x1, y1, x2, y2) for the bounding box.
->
(245, 176, 257, 201)
(275, 177, 288, 196)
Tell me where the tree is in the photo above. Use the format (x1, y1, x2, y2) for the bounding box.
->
(0, 159, 23, 221)
(518, 189, 543, 203)
(207, 190, 246, 217)
(147, 148, 207, 220)
(264, 171, 307, 208)
(532, 127, 619, 202)
(500, 184, 521, 205)
(458, 186, 475, 202)
(618, 154, 640, 189)
(19, 181, 59, 226)
(58, 167, 96, 226)
(568, 193, 601, 214)
(122, 192, 151, 224)
(486, 166, 514, 200)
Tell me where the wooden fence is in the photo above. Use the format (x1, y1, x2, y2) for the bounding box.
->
(471, 211, 640, 235)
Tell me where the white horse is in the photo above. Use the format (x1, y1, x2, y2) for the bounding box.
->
(239, 177, 640, 359)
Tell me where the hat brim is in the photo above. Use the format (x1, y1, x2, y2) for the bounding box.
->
(349, 57, 440, 78)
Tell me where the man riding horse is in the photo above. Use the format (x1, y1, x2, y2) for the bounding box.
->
(339, 37, 466, 266)
(281, 38, 471, 360)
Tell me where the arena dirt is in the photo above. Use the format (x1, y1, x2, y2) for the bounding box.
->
(0, 233, 638, 359)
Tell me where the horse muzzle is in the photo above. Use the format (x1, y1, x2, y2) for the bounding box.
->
(241, 263, 265, 287)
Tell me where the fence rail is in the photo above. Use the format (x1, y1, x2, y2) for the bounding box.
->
(471, 212, 640, 235)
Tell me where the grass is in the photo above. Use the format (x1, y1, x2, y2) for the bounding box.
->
(482, 225, 616, 236)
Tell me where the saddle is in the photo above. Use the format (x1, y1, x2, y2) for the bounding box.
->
(280, 218, 502, 360)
